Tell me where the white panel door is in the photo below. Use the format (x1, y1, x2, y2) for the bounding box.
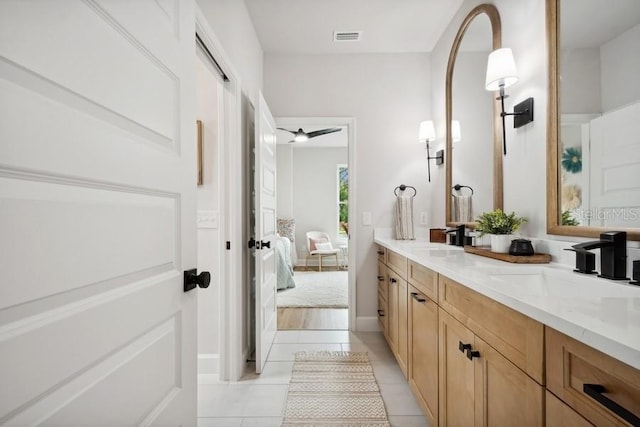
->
(254, 92, 278, 373)
(590, 103, 640, 227)
(0, 1, 197, 425)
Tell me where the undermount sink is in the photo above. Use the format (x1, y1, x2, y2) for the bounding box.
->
(484, 267, 640, 299)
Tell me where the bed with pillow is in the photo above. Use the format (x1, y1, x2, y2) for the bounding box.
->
(275, 234, 295, 290)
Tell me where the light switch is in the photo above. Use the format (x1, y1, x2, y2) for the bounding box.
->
(197, 210, 218, 229)
(362, 211, 372, 226)
(420, 212, 428, 225)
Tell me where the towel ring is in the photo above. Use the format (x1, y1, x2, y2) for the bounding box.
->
(394, 184, 417, 197)
(452, 184, 474, 196)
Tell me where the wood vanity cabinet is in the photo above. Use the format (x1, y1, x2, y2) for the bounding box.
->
(546, 391, 594, 427)
(546, 328, 640, 427)
(376, 260, 388, 336)
(387, 263, 408, 376)
(438, 276, 544, 427)
(407, 260, 439, 424)
(438, 275, 544, 384)
(376, 243, 639, 427)
(376, 245, 387, 262)
(408, 284, 438, 425)
(377, 246, 408, 378)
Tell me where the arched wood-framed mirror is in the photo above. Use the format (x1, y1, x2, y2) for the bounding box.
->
(445, 4, 503, 227)
(546, 0, 640, 240)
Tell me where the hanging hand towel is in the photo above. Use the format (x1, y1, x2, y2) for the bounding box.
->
(395, 192, 415, 240)
(452, 194, 472, 223)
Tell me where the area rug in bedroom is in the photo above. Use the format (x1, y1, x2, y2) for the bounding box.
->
(277, 271, 348, 308)
(282, 351, 390, 427)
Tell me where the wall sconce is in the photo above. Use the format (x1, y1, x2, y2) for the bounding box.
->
(485, 48, 534, 155)
(418, 120, 443, 182)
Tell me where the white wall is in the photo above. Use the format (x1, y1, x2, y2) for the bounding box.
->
(196, 0, 264, 377)
(430, 0, 548, 238)
(276, 144, 294, 218)
(277, 146, 348, 260)
(561, 48, 601, 114)
(197, 0, 264, 99)
(264, 53, 431, 318)
(561, 24, 640, 115)
(601, 24, 640, 112)
(196, 53, 221, 374)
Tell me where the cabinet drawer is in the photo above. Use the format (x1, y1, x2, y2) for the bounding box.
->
(438, 275, 544, 384)
(377, 260, 388, 301)
(387, 249, 407, 278)
(377, 293, 388, 335)
(408, 261, 437, 301)
(546, 328, 640, 427)
(376, 245, 387, 262)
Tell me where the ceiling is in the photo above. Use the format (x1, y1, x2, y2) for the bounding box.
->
(243, 0, 464, 55)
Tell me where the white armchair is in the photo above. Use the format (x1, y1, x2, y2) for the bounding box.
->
(305, 231, 340, 272)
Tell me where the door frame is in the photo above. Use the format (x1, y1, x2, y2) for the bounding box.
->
(195, 7, 244, 381)
(275, 116, 357, 331)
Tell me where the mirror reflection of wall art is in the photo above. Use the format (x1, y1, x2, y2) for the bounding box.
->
(197, 120, 203, 186)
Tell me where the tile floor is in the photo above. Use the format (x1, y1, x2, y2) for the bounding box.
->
(198, 330, 429, 427)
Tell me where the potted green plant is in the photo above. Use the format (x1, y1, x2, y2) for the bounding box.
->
(475, 209, 528, 253)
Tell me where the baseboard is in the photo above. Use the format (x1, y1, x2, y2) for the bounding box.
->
(198, 353, 219, 375)
(356, 316, 380, 332)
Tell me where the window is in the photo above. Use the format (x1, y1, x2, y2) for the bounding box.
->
(338, 164, 348, 237)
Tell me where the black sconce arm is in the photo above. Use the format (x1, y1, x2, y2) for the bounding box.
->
(425, 142, 444, 183)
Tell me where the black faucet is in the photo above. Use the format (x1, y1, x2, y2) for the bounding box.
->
(445, 224, 465, 247)
(567, 231, 628, 280)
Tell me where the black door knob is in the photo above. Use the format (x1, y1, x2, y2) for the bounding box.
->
(184, 268, 211, 292)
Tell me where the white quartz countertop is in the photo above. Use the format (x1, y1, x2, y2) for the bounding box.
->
(374, 236, 640, 370)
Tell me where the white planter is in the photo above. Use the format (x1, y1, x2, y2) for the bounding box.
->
(490, 234, 514, 253)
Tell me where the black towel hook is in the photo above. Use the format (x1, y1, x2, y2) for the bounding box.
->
(394, 184, 417, 197)
(452, 184, 474, 196)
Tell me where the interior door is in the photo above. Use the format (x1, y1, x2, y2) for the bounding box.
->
(254, 92, 278, 373)
(0, 1, 197, 425)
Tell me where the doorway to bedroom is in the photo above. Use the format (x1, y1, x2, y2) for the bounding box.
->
(274, 118, 353, 331)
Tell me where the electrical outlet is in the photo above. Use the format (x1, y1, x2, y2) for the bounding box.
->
(420, 212, 428, 225)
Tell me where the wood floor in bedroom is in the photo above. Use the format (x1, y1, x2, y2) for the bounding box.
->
(277, 308, 348, 330)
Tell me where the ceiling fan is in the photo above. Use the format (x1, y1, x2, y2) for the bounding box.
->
(277, 127, 342, 143)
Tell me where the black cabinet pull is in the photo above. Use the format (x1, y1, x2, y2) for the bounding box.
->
(583, 384, 640, 426)
(390, 278, 397, 283)
(466, 349, 480, 360)
(377, 309, 385, 317)
(377, 276, 384, 281)
(411, 293, 426, 303)
(458, 341, 472, 353)
(377, 250, 385, 255)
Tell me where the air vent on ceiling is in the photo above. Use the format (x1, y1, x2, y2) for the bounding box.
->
(333, 30, 362, 42)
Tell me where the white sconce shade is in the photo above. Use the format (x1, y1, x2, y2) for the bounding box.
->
(485, 48, 519, 91)
(418, 120, 436, 143)
(452, 120, 461, 142)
